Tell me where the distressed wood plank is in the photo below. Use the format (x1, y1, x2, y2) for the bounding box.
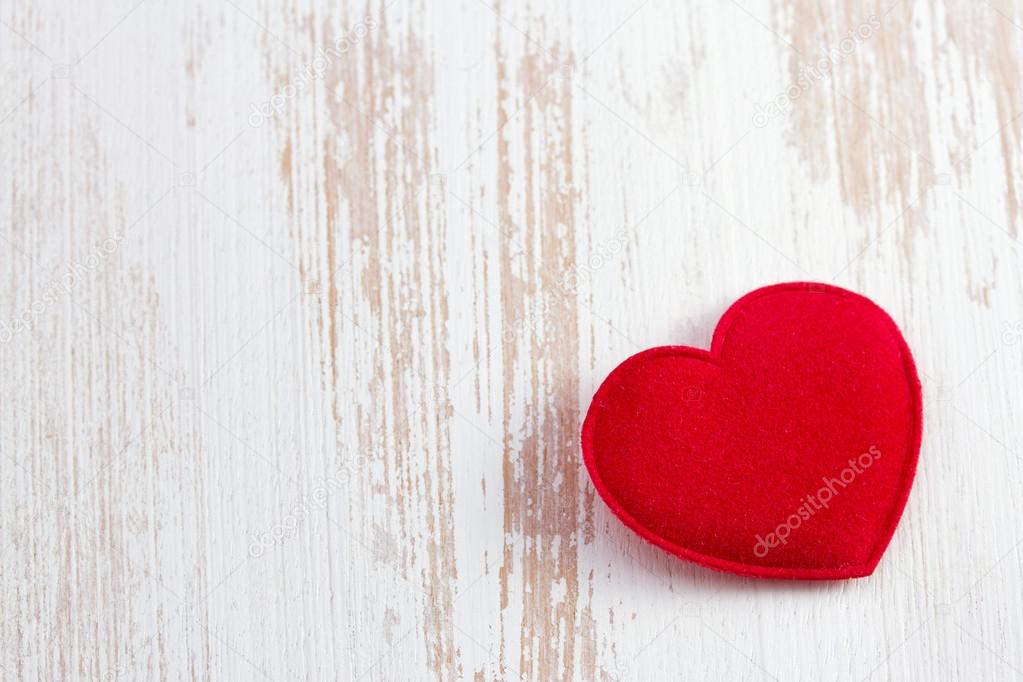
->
(1, 0, 1021, 680)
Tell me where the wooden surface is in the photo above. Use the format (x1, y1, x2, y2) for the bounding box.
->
(2, 0, 1022, 679)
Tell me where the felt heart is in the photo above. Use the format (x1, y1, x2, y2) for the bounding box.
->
(581, 282, 922, 580)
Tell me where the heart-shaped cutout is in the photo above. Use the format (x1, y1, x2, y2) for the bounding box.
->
(581, 282, 922, 580)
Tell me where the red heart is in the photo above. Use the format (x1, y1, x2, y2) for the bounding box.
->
(581, 282, 922, 580)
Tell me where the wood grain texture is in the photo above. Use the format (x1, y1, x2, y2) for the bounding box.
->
(2, 0, 1022, 680)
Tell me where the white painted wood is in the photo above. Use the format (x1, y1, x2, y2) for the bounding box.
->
(1, 0, 1021, 679)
